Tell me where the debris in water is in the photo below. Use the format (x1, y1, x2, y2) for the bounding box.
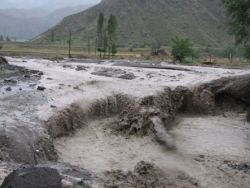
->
(37, 86, 46, 91)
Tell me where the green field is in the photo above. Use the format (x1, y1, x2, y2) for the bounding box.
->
(0, 42, 249, 67)
(0, 41, 167, 59)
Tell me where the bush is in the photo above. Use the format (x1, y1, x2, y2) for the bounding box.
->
(139, 44, 146, 48)
(146, 55, 151, 60)
(116, 44, 125, 48)
(183, 57, 193, 63)
(171, 36, 194, 63)
(128, 47, 133, 52)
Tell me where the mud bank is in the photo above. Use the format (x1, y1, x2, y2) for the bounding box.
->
(0, 63, 57, 164)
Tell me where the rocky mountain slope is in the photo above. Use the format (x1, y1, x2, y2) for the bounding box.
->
(0, 4, 92, 40)
(32, 0, 230, 47)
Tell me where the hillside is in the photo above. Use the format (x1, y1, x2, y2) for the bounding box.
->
(0, 4, 92, 40)
(32, 0, 230, 47)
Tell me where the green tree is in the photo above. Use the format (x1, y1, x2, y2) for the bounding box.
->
(103, 19, 108, 58)
(107, 14, 118, 55)
(222, 0, 250, 59)
(0, 35, 3, 41)
(110, 44, 117, 57)
(128, 47, 133, 52)
(97, 13, 118, 58)
(51, 30, 54, 43)
(6, 36, 11, 42)
(97, 12, 105, 58)
(171, 36, 194, 63)
(0, 44, 2, 50)
(151, 39, 162, 55)
(221, 43, 237, 63)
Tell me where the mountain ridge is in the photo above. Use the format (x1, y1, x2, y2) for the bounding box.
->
(0, 4, 93, 40)
(32, 0, 230, 47)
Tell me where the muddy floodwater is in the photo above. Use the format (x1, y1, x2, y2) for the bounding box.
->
(54, 115, 250, 188)
(173, 116, 250, 160)
(0, 57, 250, 187)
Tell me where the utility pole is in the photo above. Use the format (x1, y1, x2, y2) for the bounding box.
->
(51, 30, 54, 43)
(95, 38, 97, 56)
(88, 37, 90, 55)
(68, 30, 72, 58)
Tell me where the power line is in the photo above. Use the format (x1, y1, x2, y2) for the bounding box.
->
(0, 13, 49, 30)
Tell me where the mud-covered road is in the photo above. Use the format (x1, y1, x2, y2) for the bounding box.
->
(0, 57, 250, 187)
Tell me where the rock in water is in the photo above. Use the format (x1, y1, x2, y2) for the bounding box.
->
(0, 167, 62, 188)
(38, 72, 44, 76)
(0, 57, 8, 64)
(118, 73, 136, 80)
(37, 86, 46, 91)
(5, 87, 11, 91)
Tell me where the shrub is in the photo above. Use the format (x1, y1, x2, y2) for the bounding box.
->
(146, 55, 151, 60)
(183, 57, 193, 63)
(139, 43, 146, 48)
(171, 36, 194, 63)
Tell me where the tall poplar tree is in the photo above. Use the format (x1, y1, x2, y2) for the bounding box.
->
(97, 13, 118, 58)
(107, 14, 118, 56)
(97, 12, 104, 58)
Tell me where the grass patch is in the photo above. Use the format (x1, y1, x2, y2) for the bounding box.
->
(0, 42, 249, 66)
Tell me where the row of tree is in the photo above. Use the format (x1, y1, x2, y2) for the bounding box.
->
(0, 35, 11, 42)
(50, 1, 249, 62)
(97, 13, 118, 58)
(2, 2, 249, 62)
(94, 0, 250, 61)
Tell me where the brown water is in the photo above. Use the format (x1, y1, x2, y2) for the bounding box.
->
(54, 114, 250, 187)
(171, 115, 250, 161)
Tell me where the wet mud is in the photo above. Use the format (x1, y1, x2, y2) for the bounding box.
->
(0, 63, 57, 164)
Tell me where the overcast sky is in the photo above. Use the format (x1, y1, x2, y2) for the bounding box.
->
(0, 0, 101, 9)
